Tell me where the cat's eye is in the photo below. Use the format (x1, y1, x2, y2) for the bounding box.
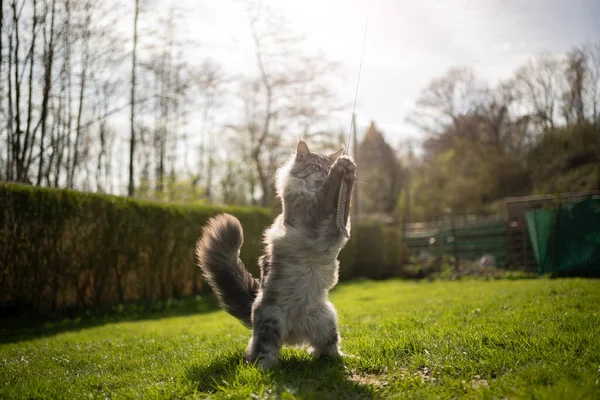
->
(309, 164, 322, 173)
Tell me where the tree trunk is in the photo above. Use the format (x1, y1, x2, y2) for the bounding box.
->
(0, 0, 3, 92)
(53, 84, 65, 187)
(128, 0, 140, 197)
(0, 4, 4, 179)
(37, 0, 57, 186)
(69, 1, 94, 188)
(70, 38, 88, 187)
(45, 106, 58, 185)
(22, 0, 38, 181)
(6, 31, 14, 181)
(63, 0, 73, 187)
(12, 0, 23, 181)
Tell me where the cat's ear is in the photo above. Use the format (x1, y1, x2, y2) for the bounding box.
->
(296, 139, 310, 160)
(328, 147, 344, 162)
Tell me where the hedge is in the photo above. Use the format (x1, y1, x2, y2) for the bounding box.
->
(339, 222, 406, 281)
(0, 183, 404, 315)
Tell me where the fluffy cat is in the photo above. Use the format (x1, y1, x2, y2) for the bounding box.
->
(196, 139, 356, 370)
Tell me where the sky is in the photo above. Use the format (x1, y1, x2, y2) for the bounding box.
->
(160, 0, 600, 147)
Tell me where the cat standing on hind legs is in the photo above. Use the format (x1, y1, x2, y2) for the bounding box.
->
(196, 139, 356, 370)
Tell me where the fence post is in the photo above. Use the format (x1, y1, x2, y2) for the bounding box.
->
(446, 207, 459, 272)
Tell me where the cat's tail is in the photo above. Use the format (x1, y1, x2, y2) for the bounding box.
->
(196, 213, 259, 328)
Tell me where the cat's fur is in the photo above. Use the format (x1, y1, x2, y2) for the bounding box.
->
(196, 139, 355, 370)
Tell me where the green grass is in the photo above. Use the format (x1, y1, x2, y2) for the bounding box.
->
(2, 278, 600, 399)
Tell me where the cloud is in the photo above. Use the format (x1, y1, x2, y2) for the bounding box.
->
(179, 0, 600, 143)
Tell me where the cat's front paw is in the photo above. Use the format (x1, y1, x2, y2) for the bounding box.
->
(332, 155, 356, 181)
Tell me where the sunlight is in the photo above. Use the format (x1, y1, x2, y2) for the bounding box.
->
(2, 1, 600, 398)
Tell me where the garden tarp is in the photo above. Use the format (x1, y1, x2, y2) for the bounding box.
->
(525, 197, 600, 275)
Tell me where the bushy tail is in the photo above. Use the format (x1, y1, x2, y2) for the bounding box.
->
(196, 213, 258, 327)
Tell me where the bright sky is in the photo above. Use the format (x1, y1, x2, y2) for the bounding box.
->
(165, 0, 600, 146)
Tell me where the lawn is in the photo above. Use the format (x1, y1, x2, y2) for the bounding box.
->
(1, 278, 599, 399)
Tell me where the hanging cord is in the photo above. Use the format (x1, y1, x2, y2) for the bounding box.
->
(346, 0, 372, 152)
(337, 0, 372, 238)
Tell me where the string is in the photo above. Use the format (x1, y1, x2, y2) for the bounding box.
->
(336, 0, 372, 238)
(346, 0, 372, 153)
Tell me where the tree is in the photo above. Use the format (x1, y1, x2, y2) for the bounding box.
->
(512, 54, 565, 133)
(37, 0, 57, 185)
(407, 66, 489, 138)
(357, 121, 402, 215)
(128, 0, 139, 197)
(193, 59, 227, 203)
(0, 0, 128, 189)
(0, 0, 345, 200)
(229, 2, 344, 207)
(68, 0, 94, 188)
(562, 48, 586, 126)
(130, 4, 198, 201)
(405, 65, 536, 218)
(583, 43, 600, 127)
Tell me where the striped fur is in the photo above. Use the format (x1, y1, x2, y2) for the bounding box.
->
(196, 140, 355, 370)
(195, 214, 258, 327)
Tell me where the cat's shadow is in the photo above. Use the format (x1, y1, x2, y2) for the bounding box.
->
(186, 351, 375, 398)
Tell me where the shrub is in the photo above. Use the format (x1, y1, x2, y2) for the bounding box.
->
(339, 222, 406, 280)
(0, 183, 404, 315)
(0, 183, 271, 315)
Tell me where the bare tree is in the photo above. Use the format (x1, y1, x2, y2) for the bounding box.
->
(229, 2, 344, 207)
(11, 0, 23, 181)
(51, 0, 73, 187)
(0, 1, 4, 177)
(0, 0, 340, 200)
(407, 66, 489, 137)
(512, 54, 565, 133)
(130, 5, 195, 200)
(582, 43, 600, 127)
(406, 66, 494, 161)
(36, 0, 57, 185)
(22, 0, 38, 181)
(193, 59, 226, 202)
(562, 48, 586, 126)
(128, 0, 139, 197)
(0, 2, 4, 102)
(2, 0, 46, 183)
(68, 0, 93, 187)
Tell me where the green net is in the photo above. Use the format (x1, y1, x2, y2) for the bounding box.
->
(525, 198, 600, 275)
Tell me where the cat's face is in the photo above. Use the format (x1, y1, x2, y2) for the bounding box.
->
(290, 140, 344, 188)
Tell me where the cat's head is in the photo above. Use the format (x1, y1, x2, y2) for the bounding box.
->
(276, 139, 344, 198)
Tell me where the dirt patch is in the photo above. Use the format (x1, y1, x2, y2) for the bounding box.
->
(347, 373, 389, 388)
(418, 366, 437, 383)
(470, 375, 489, 389)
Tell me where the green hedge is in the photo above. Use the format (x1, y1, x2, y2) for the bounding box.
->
(339, 223, 406, 280)
(0, 183, 272, 315)
(0, 183, 404, 315)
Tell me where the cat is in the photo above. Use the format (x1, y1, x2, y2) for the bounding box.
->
(196, 139, 356, 370)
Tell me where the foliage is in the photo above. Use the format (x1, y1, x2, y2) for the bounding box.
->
(1, 278, 599, 398)
(0, 183, 405, 315)
(402, 44, 600, 222)
(528, 121, 600, 194)
(339, 222, 406, 281)
(0, 0, 345, 207)
(357, 122, 403, 215)
(0, 182, 272, 315)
